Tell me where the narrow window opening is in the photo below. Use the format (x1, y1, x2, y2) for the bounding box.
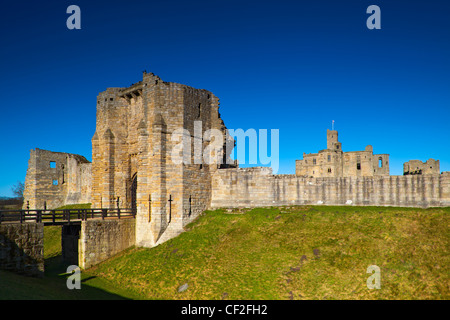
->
(357, 163, 361, 170)
(52, 179, 58, 186)
(50, 161, 56, 168)
(328, 155, 331, 162)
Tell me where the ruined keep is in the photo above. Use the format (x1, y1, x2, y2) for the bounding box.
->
(22, 148, 91, 210)
(403, 159, 440, 175)
(295, 129, 390, 178)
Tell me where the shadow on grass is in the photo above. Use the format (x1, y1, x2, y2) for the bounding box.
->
(43, 255, 131, 300)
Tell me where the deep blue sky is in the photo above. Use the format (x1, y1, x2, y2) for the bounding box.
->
(1, 0, 449, 196)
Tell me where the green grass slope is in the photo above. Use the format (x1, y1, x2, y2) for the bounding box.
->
(87, 206, 449, 300)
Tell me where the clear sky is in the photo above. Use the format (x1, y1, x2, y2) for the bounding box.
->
(1, 0, 449, 196)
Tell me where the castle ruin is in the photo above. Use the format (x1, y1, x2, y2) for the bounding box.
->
(295, 129, 389, 178)
(22, 71, 450, 248)
(403, 159, 440, 175)
(23, 148, 91, 210)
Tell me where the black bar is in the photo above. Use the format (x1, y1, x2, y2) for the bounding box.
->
(148, 194, 152, 222)
(189, 195, 192, 217)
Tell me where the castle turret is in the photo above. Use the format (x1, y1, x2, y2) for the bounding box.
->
(327, 129, 342, 151)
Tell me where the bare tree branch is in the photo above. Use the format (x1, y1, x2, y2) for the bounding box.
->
(11, 181, 24, 200)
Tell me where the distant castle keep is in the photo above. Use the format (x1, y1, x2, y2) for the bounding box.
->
(22, 72, 450, 248)
(296, 129, 390, 178)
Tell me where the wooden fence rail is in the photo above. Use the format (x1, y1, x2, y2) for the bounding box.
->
(0, 208, 136, 225)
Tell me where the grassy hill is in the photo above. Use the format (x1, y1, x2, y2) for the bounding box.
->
(0, 205, 449, 300)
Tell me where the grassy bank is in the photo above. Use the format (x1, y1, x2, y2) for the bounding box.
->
(0, 205, 448, 300)
(88, 205, 449, 300)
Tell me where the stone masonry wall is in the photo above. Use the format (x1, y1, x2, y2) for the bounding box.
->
(0, 223, 44, 277)
(78, 218, 135, 269)
(23, 148, 92, 210)
(91, 72, 234, 248)
(212, 168, 450, 208)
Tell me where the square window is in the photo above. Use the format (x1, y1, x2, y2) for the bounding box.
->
(50, 161, 56, 168)
(52, 179, 58, 186)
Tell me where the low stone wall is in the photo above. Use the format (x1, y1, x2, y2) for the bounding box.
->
(211, 168, 450, 208)
(0, 223, 44, 277)
(79, 218, 135, 269)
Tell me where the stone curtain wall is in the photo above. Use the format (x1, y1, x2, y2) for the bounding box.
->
(0, 223, 44, 277)
(78, 218, 135, 269)
(211, 168, 450, 208)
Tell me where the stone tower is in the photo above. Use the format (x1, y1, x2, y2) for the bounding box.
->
(91, 72, 235, 247)
(326, 129, 342, 151)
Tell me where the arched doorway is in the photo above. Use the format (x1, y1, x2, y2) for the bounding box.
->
(131, 174, 137, 212)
